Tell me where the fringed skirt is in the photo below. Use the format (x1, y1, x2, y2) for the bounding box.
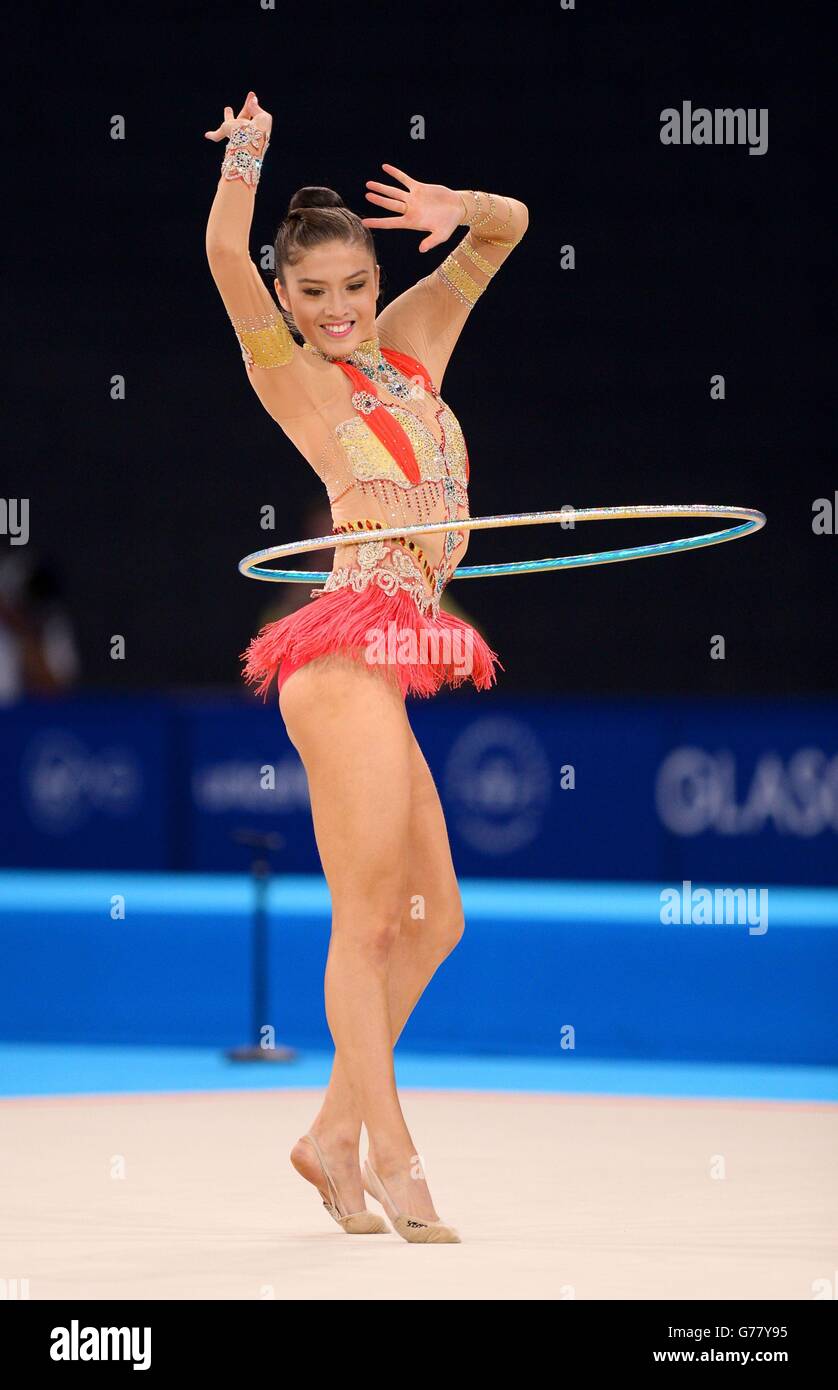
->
(241, 581, 504, 701)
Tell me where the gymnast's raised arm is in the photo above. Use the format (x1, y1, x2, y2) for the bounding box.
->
(369, 168, 529, 391)
(204, 93, 320, 422)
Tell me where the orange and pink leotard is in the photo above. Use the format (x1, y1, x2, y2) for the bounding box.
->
(223, 209, 528, 699)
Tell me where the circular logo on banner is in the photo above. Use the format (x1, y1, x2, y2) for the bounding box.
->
(443, 717, 552, 854)
(21, 730, 143, 834)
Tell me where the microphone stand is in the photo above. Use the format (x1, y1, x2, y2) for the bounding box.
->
(226, 828, 296, 1062)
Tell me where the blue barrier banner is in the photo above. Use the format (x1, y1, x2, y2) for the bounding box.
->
(181, 696, 319, 873)
(1, 694, 836, 882)
(654, 699, 838, 887)
(411, 697, 665, 879)
(0, 698, 171, 868)
(411, 696, 838, 885)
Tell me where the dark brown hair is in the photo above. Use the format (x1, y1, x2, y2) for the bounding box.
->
(274, 186, 386, 340)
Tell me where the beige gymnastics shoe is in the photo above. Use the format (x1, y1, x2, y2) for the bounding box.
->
(363, 1156, 462, 1243)
(292, 1133, 389, 1234)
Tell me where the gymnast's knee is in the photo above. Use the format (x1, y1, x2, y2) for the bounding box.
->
(438, 908, 466, 956)
(404, 903, 466, 960)
(330, 895, 405, 960)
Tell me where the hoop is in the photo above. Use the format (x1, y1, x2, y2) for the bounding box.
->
(238, 505, 766, 584)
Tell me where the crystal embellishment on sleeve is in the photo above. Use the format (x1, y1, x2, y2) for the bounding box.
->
(436, 252, 484, 306)
(229, 310, 295, 369)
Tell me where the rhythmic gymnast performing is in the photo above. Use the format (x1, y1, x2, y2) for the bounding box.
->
(205, 88, 527, 1244)
(206, 93, 763, 1245)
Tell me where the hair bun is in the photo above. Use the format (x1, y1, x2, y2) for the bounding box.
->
(287, 186, 346, 215)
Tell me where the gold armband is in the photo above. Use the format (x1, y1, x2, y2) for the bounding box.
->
(230, 310, 295, 369)
(474, 235, 521, 248)
(459, 233, 499, 278)
(436, 251, 484, 307)
(435, 231, 499, 307)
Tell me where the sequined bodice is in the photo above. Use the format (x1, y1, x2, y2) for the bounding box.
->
(283, 335, 471, 611)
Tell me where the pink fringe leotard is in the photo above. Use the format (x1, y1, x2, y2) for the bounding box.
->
(235, 258, 508, 701)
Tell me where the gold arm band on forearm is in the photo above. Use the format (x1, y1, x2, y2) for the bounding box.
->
(459, 233, 500, 277)
(473, 235, 521, 247)
(229, 310, 295, 368)
(436, 251, 484, 307)
(435, 226, 506, 306)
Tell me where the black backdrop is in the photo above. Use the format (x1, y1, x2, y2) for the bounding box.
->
(7, 0, 833, 696)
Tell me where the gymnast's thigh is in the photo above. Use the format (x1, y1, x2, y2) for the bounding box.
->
(279, 654, 413, 911)
(401, 726, 464, 940)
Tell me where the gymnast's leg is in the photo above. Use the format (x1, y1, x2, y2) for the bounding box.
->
(307, 723, 465, 1220)
(279, 654, 464, 1222)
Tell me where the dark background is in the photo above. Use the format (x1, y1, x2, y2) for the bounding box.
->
(7, 0, 832, 697)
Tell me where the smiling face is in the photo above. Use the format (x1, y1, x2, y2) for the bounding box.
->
(275, 239, 380, 356)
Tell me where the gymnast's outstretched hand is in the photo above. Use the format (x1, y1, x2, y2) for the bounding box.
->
(361, 164, 463, 253)
(204, 91, 273, 144)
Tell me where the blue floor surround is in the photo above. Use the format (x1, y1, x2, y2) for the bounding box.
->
(1, 1042, 836, 1103)
(1, 871, 836, 1097)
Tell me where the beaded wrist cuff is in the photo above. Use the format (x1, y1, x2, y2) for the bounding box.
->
(228, 123, 269, 155)
(221, 149, 264, 187)
(220, 122, 270, 187)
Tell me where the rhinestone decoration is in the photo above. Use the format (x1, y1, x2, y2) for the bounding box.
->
(436, 254, 482, 307)
(220, 149, 263, 186)
(332, 518, 432, 584)
(294, 301, 486, 619)
(311, 545, 442, 620)
(357, 540, 388, 568)
(351, 389, 380, 415)
(305, 336, 419, 402)
(228, 125, 268, 153)
(352, 342, 416, 401)
(230, 314, 295, 368)
(445, 528, 464, 557)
